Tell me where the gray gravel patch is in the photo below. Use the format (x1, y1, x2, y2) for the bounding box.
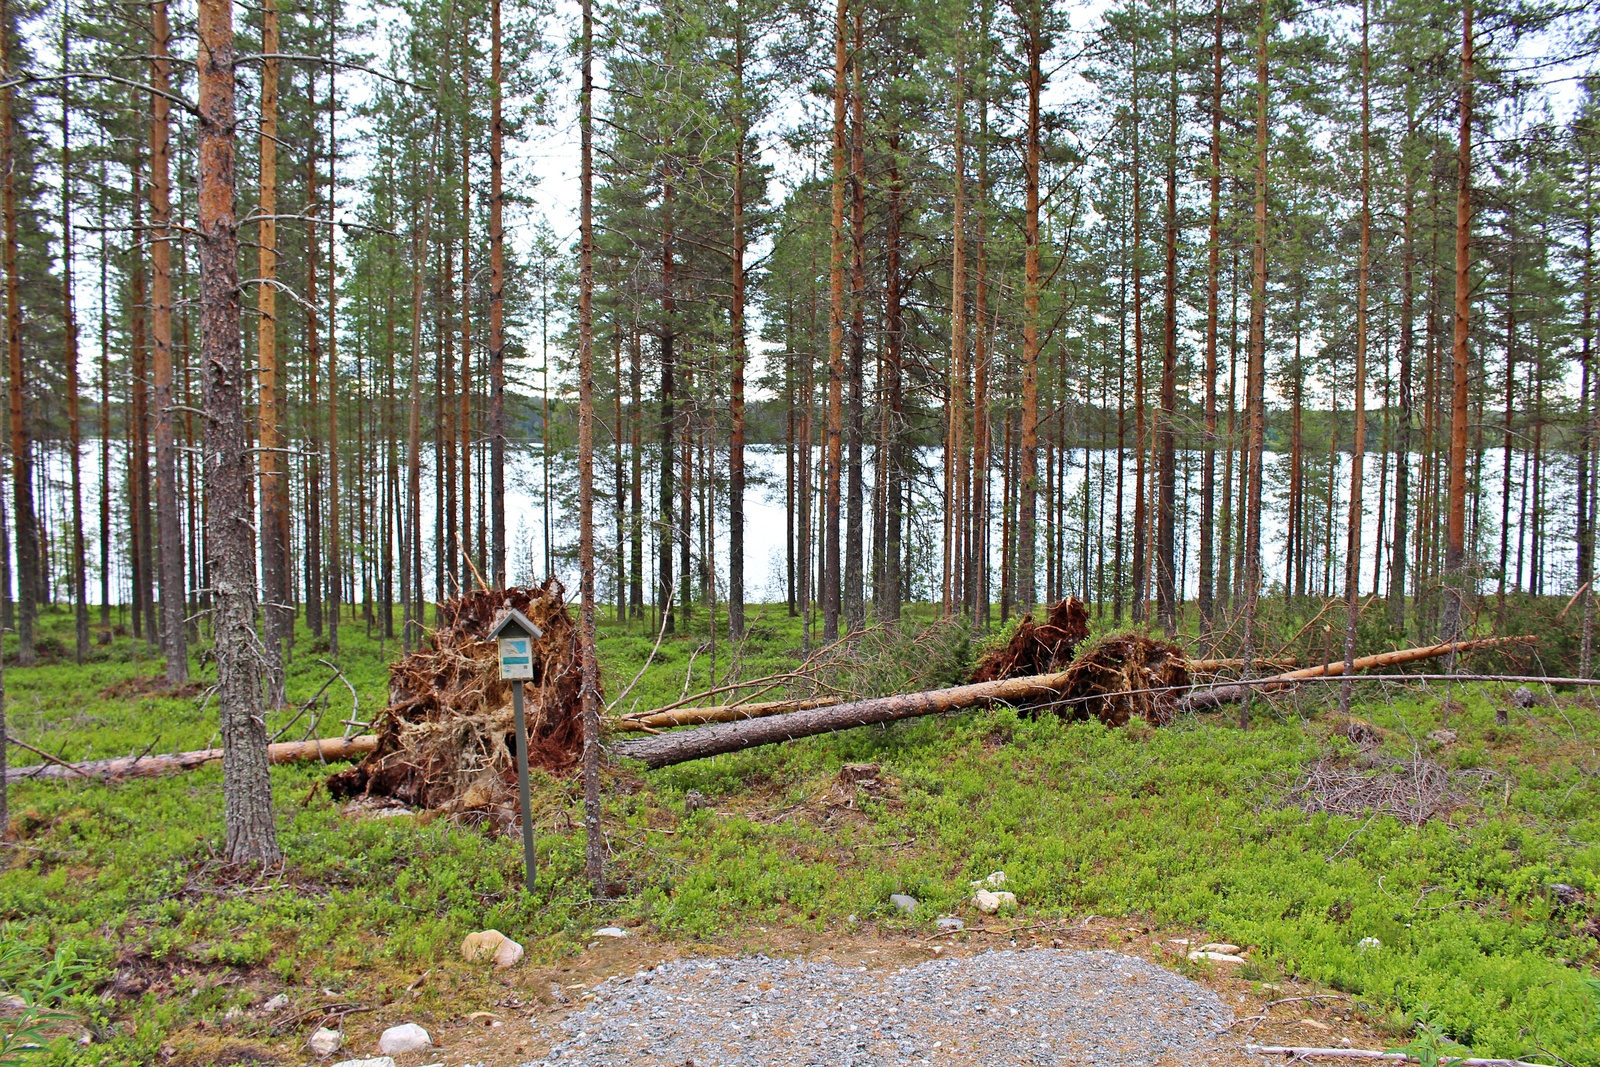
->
(526, 948, 1237, 1066)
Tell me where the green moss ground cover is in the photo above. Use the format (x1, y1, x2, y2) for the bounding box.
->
(2, 602, 1599, 1064)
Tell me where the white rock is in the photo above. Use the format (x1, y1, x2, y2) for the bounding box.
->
(972, 889, 1017, 914)
(462, 929, 509, 960)
(1187, 950, 1245, 964)
(262, 993, 290, 1014)
(495, 937, 524, 967)
(463, 928, 525, 967)
(308, 1027, 343, 1058)
(889, 894, 919, 916)
(1, 993, 27, 1009)
(593, 926, 629, 938)
(936, 917, 965, 932)
(968, 871, 1009, 890)
(377, 1023, 432, 1056)
(331, 1059, 395, 1067)
(1198, 943, 1240, 954)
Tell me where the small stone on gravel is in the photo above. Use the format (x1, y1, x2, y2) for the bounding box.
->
(972, 889, 1017, 913)
(969, 871, 1009, 890)
(377, 1023, 431, 1056)
(308, 1026, 342, 1057)
(462, 929, 524, 967)
(331, 1059, 394, 1067)
(261, 993, 290, 1014)
(936, 917, 965, 932)
(594, 927, 629, 938)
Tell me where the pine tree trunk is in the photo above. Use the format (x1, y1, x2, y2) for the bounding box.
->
(728, 1, 748, 638)
(578, 0, 604, 893)
(659, 164, 678, 634)
(884, 130, 904, 622)
(489, 0, 506, 585)
(613, 326, 625, 622)
(2, 0, 37, 666)
(198, 0, 278, 864)
(1389, 108, 1415, 635)
(844, 4, 866, 632)
(1017, 0, 1042, 616)
(823, 0, 847, 642)
(130, 160, 154, 644)
(150, 0, 189, 683)
(404, 118, 437, 651)
(1156, 0, 1179, 631)
(1199, 0, 1222, 638)
(99, 161, 111, 631)
(257, 0, 286, 703)
(968, 47, 992, 623)
(305, 151, 325, 638)
(1339, 0, 1371, 715)
(1440, 0, 1474, 643)
(629, 330, 644, 617)
(326, 66, 341, 655)
(1242, 0, 1270, 720)
(947, 43, 967, 618)
(61, 14, 88, 663)
(458, 43, 473, 594)
(1582, 153, 1596, 675)
(1130, 36, 1147, 627)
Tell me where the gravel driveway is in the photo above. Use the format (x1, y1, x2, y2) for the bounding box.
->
(526, 948, 1247, 1066)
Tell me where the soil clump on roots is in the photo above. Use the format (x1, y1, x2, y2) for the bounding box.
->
(969, 599, 1188, 725)
(1043, 632, 1191, 725)
(327, 581, 589, 826)
(970, 598, 1092, 682)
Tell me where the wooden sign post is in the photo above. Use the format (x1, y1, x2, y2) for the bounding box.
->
(489, 608, 542, 892)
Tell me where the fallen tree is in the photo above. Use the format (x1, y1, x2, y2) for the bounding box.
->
(613, 635, 1534, 769)
(3, 733, 377, 784)
(613, 696, 842, 732)
(611, 670, 1085, 768)
(1175, 635, 1533, 712)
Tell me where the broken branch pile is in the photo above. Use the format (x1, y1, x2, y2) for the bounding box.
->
(326, 580, 589, 822)
(1289, 757, 1493, 825)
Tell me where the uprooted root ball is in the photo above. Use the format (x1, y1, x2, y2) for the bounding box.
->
(326, 580, 592, 829)
(1036, 632, 1191, 726)
(970, 598, 1092, 683)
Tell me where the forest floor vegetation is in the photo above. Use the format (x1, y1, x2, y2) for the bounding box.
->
(1, 600, 1599, 1065)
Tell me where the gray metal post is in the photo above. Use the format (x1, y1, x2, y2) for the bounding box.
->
(511, 682, 537, 891)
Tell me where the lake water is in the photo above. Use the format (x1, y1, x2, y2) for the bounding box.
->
(31, 441, 1579, 609)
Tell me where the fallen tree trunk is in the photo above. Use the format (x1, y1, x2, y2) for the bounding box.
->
(614, 635, 1536, 769)
(1187, 656, 1298, 672)
(613, 656, 1301, 730)
(612, 671, 1080, 769)
(613, 696, 842, 732)
(1176, 636, 1533, 712)
(4, 734, 377, 784)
